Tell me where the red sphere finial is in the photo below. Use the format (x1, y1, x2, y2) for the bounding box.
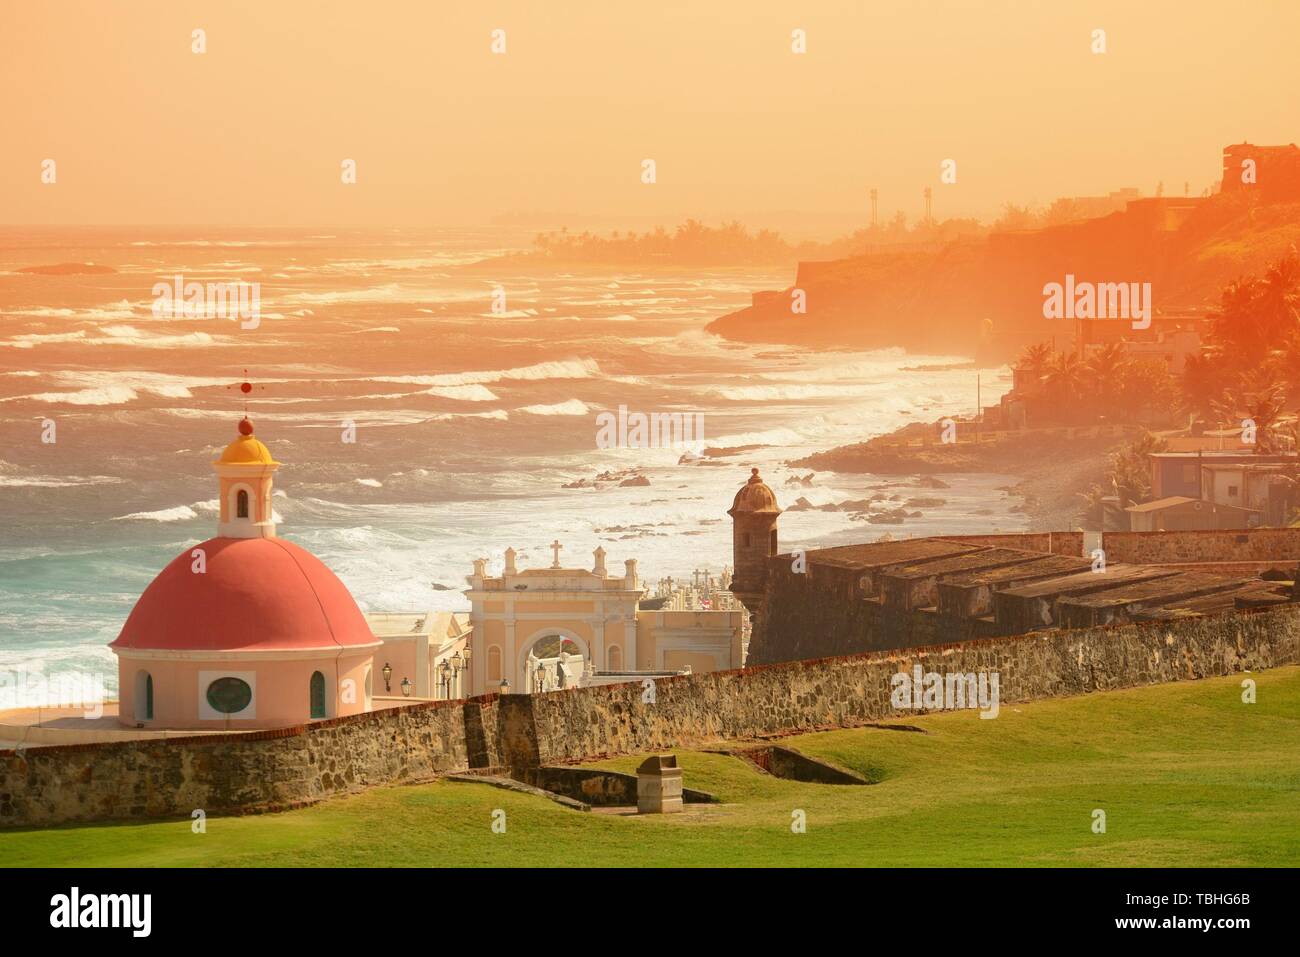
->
(240, 381, 253, 394)
(238, 417, 254, 436)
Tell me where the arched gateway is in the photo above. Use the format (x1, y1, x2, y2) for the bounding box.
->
(462, 472, 762, 696)
(464, 546, 642, 696)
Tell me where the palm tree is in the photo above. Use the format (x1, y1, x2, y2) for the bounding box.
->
(1277, 416, 1300, 454)
(1076, 483, 1109, 528)
(1207, 275, 1264, 359)
(1258, 252, 1300, 338)
(1271, 332, 1300, 403)
(1110, 458, 1149, 508)
(1106, 432, 1169, 505)
(1042, 351, 1086, 412)
(1213, 376, 1287, 452)
(1111, 358, 1178, 425)
(1242, 390, 1287, 454)
(1017, 341, 1054, 377)
(1206, 254, 1300, 372)
(1084, 343, 1131, 418)
(1181, 352, 1227, 423)
(995, 203, 1037, 231)
(1014, 342, 1055, 404)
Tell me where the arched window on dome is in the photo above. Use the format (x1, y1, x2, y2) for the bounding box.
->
(310, 671, 327, 719)
(769, 529, 778, 557)
(236, 489, 249, 519)
(743, 532, 752, 549)
(134, 670, 153, 721)
(607, 645, 623, 672)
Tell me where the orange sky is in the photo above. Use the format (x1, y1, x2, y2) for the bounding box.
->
(3, 0, 1298, 233)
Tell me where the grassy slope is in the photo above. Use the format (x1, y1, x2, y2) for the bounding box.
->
(3, 667, 1298, 867)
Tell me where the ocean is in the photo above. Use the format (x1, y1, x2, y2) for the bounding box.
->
(0, 225, 1021, 700)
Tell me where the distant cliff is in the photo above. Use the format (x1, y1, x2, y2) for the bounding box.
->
(708, 162, 1300, 361)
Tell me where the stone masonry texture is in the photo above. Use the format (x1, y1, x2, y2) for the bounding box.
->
(3, 604, 1298, 827)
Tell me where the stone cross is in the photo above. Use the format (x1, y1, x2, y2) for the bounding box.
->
(550, 539, 563, 568)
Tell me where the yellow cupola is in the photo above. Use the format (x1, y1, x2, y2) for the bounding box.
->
(218, 417, 278, 465)
(212, 418, 280, 539)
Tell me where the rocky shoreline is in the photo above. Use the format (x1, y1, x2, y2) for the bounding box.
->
(792, 430, 1126, 532)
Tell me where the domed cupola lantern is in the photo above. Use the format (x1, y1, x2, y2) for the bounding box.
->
(108, 408, 381, 730)
(213, 416, 280, 539)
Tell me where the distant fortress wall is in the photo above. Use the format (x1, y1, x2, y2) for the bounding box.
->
(3, 601, 1299, 828)
(1101, 527, 1300, 565)
(1221, 143, 1300, 202)
(941, 531, 1084, 556)
(747, 529, 1300, 666)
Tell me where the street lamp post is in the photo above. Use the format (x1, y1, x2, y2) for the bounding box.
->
(382, 662, 392, 693)
(450, 651, 463, 699)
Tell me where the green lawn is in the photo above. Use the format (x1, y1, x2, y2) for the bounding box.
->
(3, 667, 1298, 867)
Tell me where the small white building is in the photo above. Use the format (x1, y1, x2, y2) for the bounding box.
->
(364, 611, 471, 700)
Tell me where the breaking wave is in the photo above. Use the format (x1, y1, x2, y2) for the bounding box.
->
(516, 399, 589, 416)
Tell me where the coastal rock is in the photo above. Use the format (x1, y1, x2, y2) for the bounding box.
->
(563, 467, 647, 489)
(619, 475, 650, 487)
(701, 444, 764, 458)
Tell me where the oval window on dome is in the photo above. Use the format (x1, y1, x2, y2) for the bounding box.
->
(206, 676, 252, 714)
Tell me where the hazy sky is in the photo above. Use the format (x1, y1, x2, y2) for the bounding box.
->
(3, 0, 1298, 233)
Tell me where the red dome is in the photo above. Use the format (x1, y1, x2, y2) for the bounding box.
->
(112, 537, 379, 653)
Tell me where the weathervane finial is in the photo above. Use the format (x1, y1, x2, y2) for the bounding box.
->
(226, 369, 265, 431)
